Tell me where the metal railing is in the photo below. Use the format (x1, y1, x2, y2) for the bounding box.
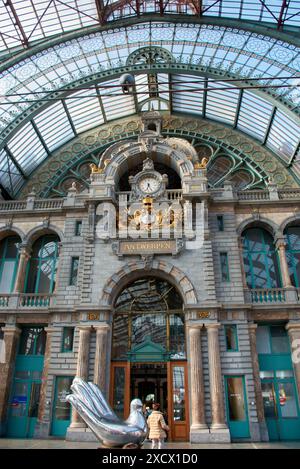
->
(19, 294, 51, 308)
(246, 288, 286, 303)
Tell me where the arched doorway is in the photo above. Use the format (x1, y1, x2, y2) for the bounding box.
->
(110, 277, 189, 441)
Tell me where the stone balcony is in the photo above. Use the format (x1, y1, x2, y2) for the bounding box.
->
(244, 287, 299, 304)
(0, 293, 53, 310)
(0, 186, 299, 215)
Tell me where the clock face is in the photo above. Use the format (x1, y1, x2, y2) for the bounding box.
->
(138, 175, 161, 194)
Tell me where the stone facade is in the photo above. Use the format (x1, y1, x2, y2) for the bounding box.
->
(0, 117, 300, 443)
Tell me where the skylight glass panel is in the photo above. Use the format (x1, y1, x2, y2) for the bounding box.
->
(171, 74, 204, 115)
(237, 91, 274, 141)
(33, 102, 75, 152)
(206, 81, 239, 125)
(66, 88, 104, 133)
(7, 122, 47, 175)
(100, 79, 136, 120)
(266, 110, 300, 162)
(0, 149, 24, 197)
(135, 75, 150, 103)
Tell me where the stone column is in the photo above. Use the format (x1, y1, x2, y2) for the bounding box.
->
(276, 238, 292, 288)
(0, 325, 21, 435)
(238, 238, 247, 289)
(35, 327, 56, 438)
(286, 322, 300, 405)
(188, 325, 208, 442)
(14, 245, 31, 293)
(93, 324, 110, 397)
(248, 323, 269, 441)
(206, 323, 230, 441)
(53, 242, 62, 294)
(69, 326, 91, 428)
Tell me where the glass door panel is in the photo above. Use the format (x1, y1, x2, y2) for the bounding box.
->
(168, 362, 189, 441)
(276, 380, 300, 440)
(7, 378, 42, 438)
(261, 375, 300, 441)
(225, 376, 250, 439)
(110, 363, 130, 420)
(51, 376, 73, 437)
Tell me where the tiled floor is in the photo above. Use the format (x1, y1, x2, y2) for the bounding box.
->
(0, 439, 300, 449)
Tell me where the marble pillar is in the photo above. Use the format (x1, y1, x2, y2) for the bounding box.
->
(93, 324, 110, 397)
(276, 239, 292, 288)
(206, 323, 230, 441)
(286, 322, 300, 405)
(0, 325, 21, 435)
(188, 325, 208, 442)
(69, 325, 91, 429)
(14, 245, 31, 293)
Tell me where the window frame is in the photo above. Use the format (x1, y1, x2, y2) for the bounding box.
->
(0, 236, 20, 293)
(69, 257, 79, 287)
(61, 327, 74, 353)
(224, 324, 239, 352)
(24, 235, 59, 294)
(220, 251, 230, 282)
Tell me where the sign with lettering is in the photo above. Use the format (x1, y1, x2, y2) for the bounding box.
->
(112, 239, 184, 257)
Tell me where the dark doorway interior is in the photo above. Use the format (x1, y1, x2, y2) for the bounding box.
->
(130, 363, 168, 413)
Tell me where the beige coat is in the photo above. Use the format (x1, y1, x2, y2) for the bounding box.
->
(147, 411, 169, 439)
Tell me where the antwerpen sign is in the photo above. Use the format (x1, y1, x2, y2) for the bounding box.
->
(112, 239, 184, 257)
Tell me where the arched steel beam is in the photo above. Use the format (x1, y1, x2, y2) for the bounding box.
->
(0, 14, 299, 73)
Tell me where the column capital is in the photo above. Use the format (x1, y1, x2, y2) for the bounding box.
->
(187, 323, 203, 331)
(77, 325, 92, 332)
(2, 325, 22, 335)
(248, 323, 258, 333)
(275, 238, 287, 249)
(44, 327, 58, 334)
(286, 322, 300, 333)
(205, 322, 221, 331)
(93, 324, 110, 332)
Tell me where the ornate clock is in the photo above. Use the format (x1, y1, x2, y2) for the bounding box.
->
(129, 158, 168, 201)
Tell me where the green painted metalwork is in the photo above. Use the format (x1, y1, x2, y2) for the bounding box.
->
(24, 235, 59, 295)
(0, 235, 20, 293)
(242, 227, 282, 290)
(18, 115, 298, 199)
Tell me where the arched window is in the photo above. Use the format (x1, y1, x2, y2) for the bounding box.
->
(25, 235, 59, 294)
(0, 236, 21, 293)
(242, 228, 281, 289)
(112, 277, 184, 360)
(285, 225, 300, 287)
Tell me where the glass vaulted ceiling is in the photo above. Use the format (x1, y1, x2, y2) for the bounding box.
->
(0, 0, 299, 54)
(0, 13, 299, 198)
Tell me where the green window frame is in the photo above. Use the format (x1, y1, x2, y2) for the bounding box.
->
(25, 235, 59, 294)
(75, 221, 82, 237)
(220, 252, 230, 282)
(257, 324, 291, 355)
(225, 325, 238, 352)
(61, 327, 74, 353)
(18, 327, 46, 356)
(0, 236, 20, 293)
(242, 228, 282, 289)
(217, 215, 224, 231)
(69, 257, 79, 286)
(285, 226, 300, 287)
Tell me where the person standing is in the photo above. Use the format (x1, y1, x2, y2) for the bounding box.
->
(147, 403, 169, 449)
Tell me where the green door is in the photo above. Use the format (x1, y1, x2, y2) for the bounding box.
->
(51, 376, 73, 437)
(225, 376, 250, 439)
(261, 371, 300, 441)
(7, 371, 42, 438)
